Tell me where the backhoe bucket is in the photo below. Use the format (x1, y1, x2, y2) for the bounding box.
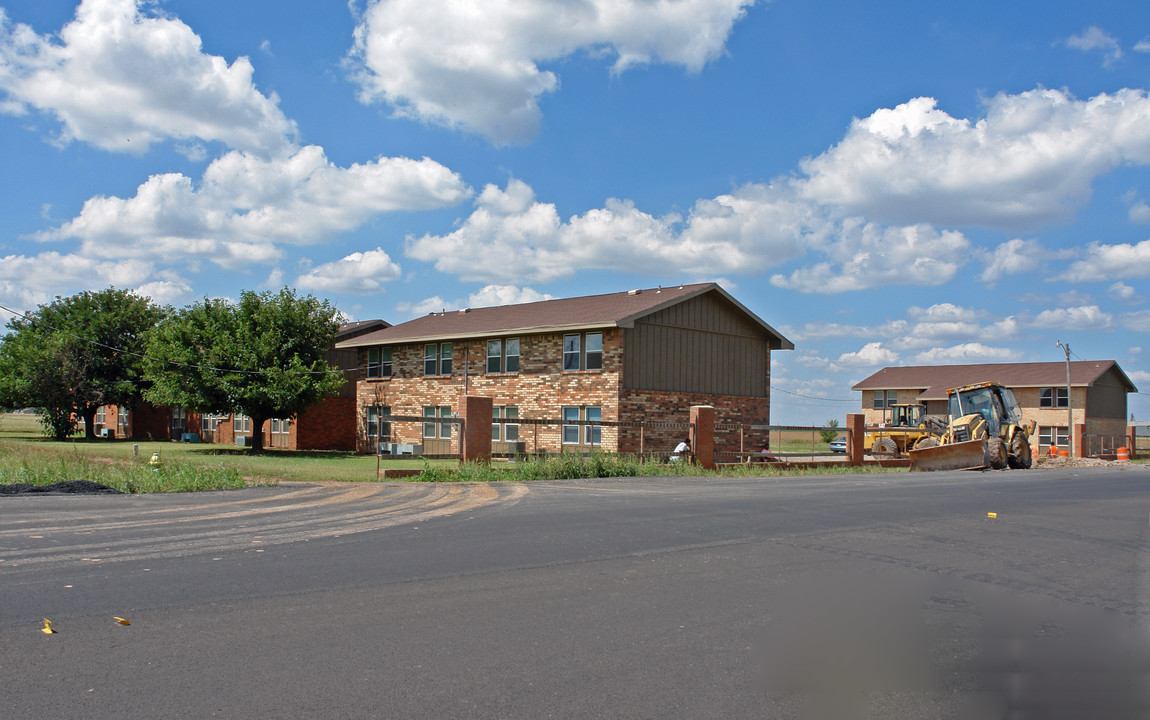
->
(908, 439, 988, 472)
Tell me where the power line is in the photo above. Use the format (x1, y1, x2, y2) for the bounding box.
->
(771, 386, 857, 403)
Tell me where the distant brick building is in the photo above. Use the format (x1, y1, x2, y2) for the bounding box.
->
(97, 320, 387, 450)
(336, 283, 793, 457)
(852, 361, 1137, 455)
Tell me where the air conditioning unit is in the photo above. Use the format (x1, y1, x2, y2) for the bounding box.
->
(181, 433, 199, 443)
(235, 436, 249, 447)
(100, 428, 114, 439)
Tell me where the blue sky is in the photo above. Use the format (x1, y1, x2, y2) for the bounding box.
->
(1, 0, 1149, 423)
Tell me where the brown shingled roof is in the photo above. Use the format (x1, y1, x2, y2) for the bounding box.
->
(337, 283, 793, 350)
(852, 361, 1136, 400)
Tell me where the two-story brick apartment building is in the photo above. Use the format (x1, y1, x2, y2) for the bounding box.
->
(337, 283, 793, 456)
(852, 361, 1137, 455)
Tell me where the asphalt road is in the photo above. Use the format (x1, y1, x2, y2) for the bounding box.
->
(3, 466, 1150, 719)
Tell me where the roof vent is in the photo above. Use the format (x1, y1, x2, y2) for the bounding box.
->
(627, 289, 641, 295)
(459, 308, 470, 314)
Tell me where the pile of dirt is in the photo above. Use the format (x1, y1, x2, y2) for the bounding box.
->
(0, 480, 122, 495)
(1033, 456, 1136, 469)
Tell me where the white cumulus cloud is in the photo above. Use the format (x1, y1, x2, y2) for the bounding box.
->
(798, 89, 1150, 231)
(0, 0, 297, 155)
(769, 220, 970, 293)
(978, 238, 1044, 284)
(405, 178, 812, 283)
(912, 343, 1021, 364)
(1065, 26, 1122, 67)
(1057, 239, 1150, 282)
(1031, 305, 1113, 330)
(836, 342, 899, 368)
(296, 248, 403, 295)
(468, 285, 554, 308)
(347, 0, 755, 145)
(43, 146, 470, 269)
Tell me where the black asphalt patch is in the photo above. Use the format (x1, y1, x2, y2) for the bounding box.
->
(0, 480, 122, 495)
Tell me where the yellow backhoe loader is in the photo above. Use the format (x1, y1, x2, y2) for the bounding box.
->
(908, 382, 1035, 471)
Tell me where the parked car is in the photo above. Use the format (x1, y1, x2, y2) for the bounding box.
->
(829, 436, 847, 453)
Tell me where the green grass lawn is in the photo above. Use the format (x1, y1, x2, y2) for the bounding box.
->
(0, 412, 890, 491)
(0, 412, 441, 487)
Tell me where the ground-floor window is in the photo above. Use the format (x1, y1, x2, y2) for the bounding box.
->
(270, 418, 291, 434)
(172, 408, 187, 435)
(1038, 426, 1069, 448)
(366, 406, 391, 440)
(493, 406, 519, 441)
(234, 414, 252, 434)
(562, 406, 601, 446)
(423, 406, 452, 439)
(201, 414, 222, 432)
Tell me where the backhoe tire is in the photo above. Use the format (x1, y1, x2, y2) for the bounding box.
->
(872, 437, 898, 458)
(987, 438, 1008, 470)
(1008, 433, 1032, 469)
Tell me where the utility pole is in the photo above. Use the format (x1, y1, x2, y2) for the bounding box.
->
(1056, 341, 1071, 456)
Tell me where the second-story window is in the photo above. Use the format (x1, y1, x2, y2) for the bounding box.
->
(367, 348, 392, 378)
(424, 343, 452, 376)
(487, 338, 520, 373)
(1040, 387, 1068, 408)
(563, 332, 603, 371)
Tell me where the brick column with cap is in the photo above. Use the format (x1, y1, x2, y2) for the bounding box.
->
(690, 405, 715, 470)
(847, 413, 864, 466)
(460, 395, 493, 464)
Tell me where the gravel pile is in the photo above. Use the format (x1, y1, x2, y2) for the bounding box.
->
(0, 480, 122, 495)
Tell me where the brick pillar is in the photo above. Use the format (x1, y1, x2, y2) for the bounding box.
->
(1127, 426, 1137, 460)
(1074, 422, 1086, 458)
(690, 405, 716, 470)
(460, 395, 493, 464)
(847, 413, 864, 466)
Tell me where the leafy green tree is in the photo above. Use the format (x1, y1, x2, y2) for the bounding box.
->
(819, 418, 840, 444)
(144, 288, 344, 452)
(0, 289, 165, 439)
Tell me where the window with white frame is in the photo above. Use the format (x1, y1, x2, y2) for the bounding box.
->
(367, 347, 392, 378)
(562, 406, 601, 445)
(492, 406, 519, 442)
(366, 406, 391, 440)
(486, 338, 520, 374)
(1040, 387, 1069, 408)
(201, 414, 221, 432)
(234, 414, 252, 433)
(1038, 426, 1069, 447)
(423, 406, 452, 439)
(270, 418, 291, 434)
(424, 343, 452, 376)
(96, 407, 106, 425)
(172, 408, 186, 433)
(563, 332, 603, 371)
(872, 390, 896, 410)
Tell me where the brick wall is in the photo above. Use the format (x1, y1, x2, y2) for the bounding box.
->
(352, 328, 773, 456)
(353, 330, 625, 453)
(619, 390, 770, 459)
(295, 396, 356, 450)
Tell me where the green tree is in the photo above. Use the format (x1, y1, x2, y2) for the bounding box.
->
(144, 288, 344, 453)
(0, 289, 165, 440)
(819, 418, 840, 444)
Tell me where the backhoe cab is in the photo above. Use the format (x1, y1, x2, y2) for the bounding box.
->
(908, 382, 1035, 471)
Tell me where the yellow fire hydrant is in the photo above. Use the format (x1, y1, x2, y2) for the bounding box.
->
(147, 452, 163, 472)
